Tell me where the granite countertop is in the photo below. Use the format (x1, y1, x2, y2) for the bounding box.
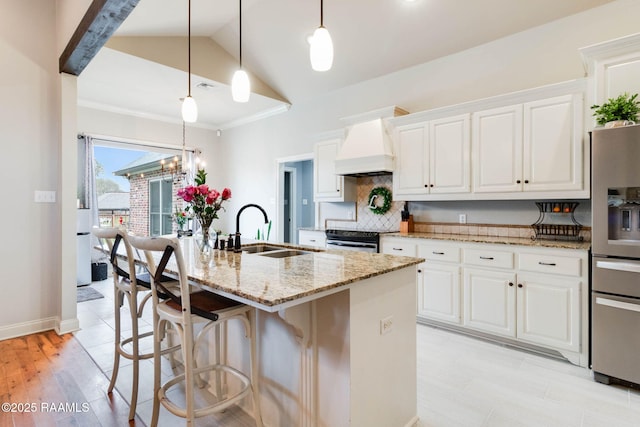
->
(146, 239, 424, 312)
(384, 232, 591, 250)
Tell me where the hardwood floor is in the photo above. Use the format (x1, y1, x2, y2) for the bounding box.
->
(3, 275, 640, 426)
(0, 330, 143, 427)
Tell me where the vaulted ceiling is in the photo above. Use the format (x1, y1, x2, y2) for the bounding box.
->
(76, 0, 616, 129)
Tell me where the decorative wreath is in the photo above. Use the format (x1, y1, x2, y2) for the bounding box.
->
(368, 187, 392, 215)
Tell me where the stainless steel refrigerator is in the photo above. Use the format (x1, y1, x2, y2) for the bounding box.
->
(592, 124, 640, 386)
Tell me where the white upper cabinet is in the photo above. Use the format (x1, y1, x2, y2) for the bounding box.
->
(473, 104, 524, 193)
(391, 81, 588, 201)
(393, 124, 428, 197)
(429, 114, 471, 194)
(314, 138, 356, 202)
(393, 114, 470, 199)
(523, 95, 583, 192)
(473, 94, 584, 196)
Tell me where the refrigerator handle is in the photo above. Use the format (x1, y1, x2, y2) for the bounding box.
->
(595, 296, 640, 313)
(595, 260, 640, 274)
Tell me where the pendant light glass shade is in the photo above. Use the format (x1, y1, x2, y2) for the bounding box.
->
(310, 26, 333, 71)
(182, 95, 198, 122)
(232, 69, 250, 103)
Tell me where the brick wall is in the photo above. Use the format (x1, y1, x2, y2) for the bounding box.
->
(127, 171, 185, 236)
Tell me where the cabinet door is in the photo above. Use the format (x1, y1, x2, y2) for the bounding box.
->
(516, 273, 580, 352)
(393, 124, 429, 197)
(314, 139, 355, 201)
(472, 105, 523, 193)
(523, 94, 583, 192)
(429, 114, 471, 194)
(464, 268, 516, 337)
(418, 262, 461, 324)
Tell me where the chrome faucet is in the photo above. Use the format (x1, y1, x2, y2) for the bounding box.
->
(234, 204, 269, 252)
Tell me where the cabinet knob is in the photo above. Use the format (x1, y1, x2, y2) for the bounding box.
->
(524, 180, 529, 184)
(508, 282, 514, 287)
(430, 184, 434, 188)
(336, 189, 340, 192)
(517, 283, 523, 288)
(424, 184, 428, 188)
(417, 269, 422, 273)
(516, 180, 521, 184)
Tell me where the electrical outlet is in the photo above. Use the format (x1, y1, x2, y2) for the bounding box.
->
(347, 211, 354, 220)
(302, 199, 308, 205)
(380, 316, 393, 335)
(459, 214, 467, 224)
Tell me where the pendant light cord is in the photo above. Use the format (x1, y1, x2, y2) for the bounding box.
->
(239, 0, 243, 68)
(188, 0, 192, 97)
(320, 0, 324, 27)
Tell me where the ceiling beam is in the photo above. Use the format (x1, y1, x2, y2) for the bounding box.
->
(59, 0, 140, 75)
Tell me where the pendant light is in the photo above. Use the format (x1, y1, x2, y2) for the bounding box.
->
(309, 0, 333, 72)
(182, 0, 198, 122)
(232, 0, 250, 103)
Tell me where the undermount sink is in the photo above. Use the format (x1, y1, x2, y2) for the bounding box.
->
(257, 249, 310, 258)
(242, 245, 284, 254)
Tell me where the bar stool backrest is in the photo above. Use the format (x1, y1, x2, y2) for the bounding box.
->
(127, 235, 193, 325)
(92, 227, 145, 288)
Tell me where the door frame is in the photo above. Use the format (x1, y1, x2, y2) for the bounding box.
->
(283, 167, 297, 243)
(276, 153, 314, 244)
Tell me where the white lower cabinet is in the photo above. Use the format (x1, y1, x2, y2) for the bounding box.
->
(380, 235, 588, 366)
(463, 245, 583, 357)
(516, 273, 580, 352)
(464, 268, 516, 337)
(416, 242, 461, 324)
(298, 230, 326, 248)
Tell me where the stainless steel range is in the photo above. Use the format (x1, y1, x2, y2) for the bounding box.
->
(325, 229, 380, 253)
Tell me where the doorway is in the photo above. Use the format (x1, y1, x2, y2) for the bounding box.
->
(277, 154, 314, 244)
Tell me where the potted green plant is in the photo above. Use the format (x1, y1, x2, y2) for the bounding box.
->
(591, 92, 640, 128)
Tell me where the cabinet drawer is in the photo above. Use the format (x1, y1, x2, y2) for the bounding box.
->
(464, 248, 514, 269)
(298, 231, 326, 248)
(382, 241, 417, 257)
(418, 244, 460, 263)
(519, 253, 582, 277)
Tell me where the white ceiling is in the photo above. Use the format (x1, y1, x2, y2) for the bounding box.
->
(77, 0, 616, 129)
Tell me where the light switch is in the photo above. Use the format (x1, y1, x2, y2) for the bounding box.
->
(34, 190, 56, 203)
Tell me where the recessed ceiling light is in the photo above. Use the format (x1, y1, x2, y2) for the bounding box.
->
(196, 82, 216, 90)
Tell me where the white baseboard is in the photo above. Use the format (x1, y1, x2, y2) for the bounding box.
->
(56, 317, 80, 335)
(0, 317, 59, 340)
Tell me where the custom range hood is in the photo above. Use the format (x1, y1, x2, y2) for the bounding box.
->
(335, 106, 408, 177)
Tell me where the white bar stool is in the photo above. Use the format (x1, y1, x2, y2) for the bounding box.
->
(92, 227, 179, 421)
(129, 235, 263, 427)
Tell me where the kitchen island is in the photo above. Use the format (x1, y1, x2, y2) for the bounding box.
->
(136, 238, 423, 427)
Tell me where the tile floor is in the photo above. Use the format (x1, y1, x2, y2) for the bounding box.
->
(75, 277, 640, 427)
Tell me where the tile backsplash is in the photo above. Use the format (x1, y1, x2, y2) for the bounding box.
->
(325, 175, 403, 231)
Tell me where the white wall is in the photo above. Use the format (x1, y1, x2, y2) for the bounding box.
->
(0, 0, 62, 337)
(220, 0, 640, 235)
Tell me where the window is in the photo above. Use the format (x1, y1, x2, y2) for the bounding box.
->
(149, 178, 173, 236)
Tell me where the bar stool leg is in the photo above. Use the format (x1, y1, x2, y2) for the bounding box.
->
(150, 316, 164, 427)
(127, 291, 140, 421)
(107, 285, 122, 395)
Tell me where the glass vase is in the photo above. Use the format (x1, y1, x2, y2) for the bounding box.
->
(195, 218, 217, 257)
